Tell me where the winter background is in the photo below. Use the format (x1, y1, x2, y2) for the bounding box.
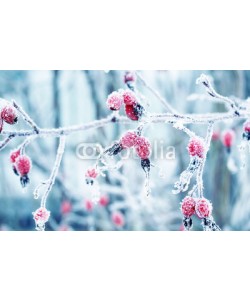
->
(0, 70, 249, 231)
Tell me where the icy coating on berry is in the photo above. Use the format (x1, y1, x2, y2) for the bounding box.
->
(1, 105, 18, 124)
(112, 211, 125, 227)
(85, 167, 98, 179)
(222, 129, 235, 148)
(10, 149, 21, 164)
(135, 136, 151, 159)
(122, 90, 137, 105)
(120, 131, 138, 148)
(33, 207, 50, 230)
(106, 91, 123, 110)
(181, 197, 196, 217)
(188, 138, 205, 158)
(195, 198, 212, 218)
(16, 155, 31, 176)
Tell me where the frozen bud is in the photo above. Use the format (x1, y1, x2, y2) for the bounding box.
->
(124, 71, 136, 84)
(1, 105, 18, 125)
(120, 131, 138, 148)
(33, 207, 50, 231)
(181, 196, 196, 217)
(135, 136, 151, 159)
(16, 155, 32, 187)
(85, 199, 94, 212)
(122, 89, 138, 105)
(106, 91, 123, 111)
(10, 149, 21, 163)
(125, 103, 144, 121)
(104, 142, 123, 156)
(111, 211, 125, 227)
(61, 200, 72, 215)
(222, 129, 235, 148)
(188, 137, 205, 158)
(182, 216, 193, 231)
(195, 198, 212, 219)
(141, 158, 151, 175)
(99, 195, 109, 207)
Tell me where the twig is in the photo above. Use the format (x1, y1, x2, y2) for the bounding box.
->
(40, 136, 66, 208)
(0, 134, 14, 151)
(12, 100, 40, 133)
(197, 74, 240, 115)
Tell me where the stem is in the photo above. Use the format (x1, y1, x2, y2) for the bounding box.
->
(40, 136, 66, 208)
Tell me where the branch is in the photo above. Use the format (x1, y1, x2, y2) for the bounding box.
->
(0, 134, 14, 151)
(40, 136, 66, 208)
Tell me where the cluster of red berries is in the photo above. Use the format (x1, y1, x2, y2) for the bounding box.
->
(104, 130, 151, 175)
(106, 89, 144, 121)
(10, 149, 32, 187)
(0, 104, 18, 132)
(181, 196, 213, 230)
(84, 195, 109, 212)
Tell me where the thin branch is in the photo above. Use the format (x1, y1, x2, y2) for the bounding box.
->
(0, 134, 14, 151)
(40, 136, 66, 208)
(12, 99, 40, 133)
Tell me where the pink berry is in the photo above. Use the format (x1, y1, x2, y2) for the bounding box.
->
(61, 200, 72, 215)
(188, 138, 205, 158)
(10, 149, 21, 164)
(135, 136, 151, 159)
(222, 129, 235, 148)
(99, 195, 109, 207)
(181, 196, 196, 217)
(16, 155, 31, 176)
(124, 71, 136, 84)
(120, 131, 138, 148)
(33, 207, 50, 230)
(243, 121, 250, 133)
(106, 91, 123, 111)
(85, 167, 98, 179)
(112, 211, 125, 227)
(122, 90, 137, 105)
(1, 105, 18, 124)
(85, 199, 94, 212)
(212, 130, 220, 141)
(195, 198, 212, 218)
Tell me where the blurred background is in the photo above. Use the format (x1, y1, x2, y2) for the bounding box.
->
(0, 70, 249, 231)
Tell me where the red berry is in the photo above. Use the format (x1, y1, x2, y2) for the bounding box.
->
(99, 195, 109, 207)
(33, 207, 50, 230)
(212, 130, 220, 141)
(188, 138, 205, 158)
(122, 90, 137, 105)
(111, 211, 125, 227)
(85, 167, 98, 179)
(243, 121, 250, 133)
(61, 200, 72, 215)
(16, 155, 31, 176)
(85, 199, 94, 212)
(106, 91, 123, 111)
(120, 131, 138, 148)
(124, 71, 136, 84)
(1, 105, 18, 124)
(10, 149, 21, 164)
(135, 136, 151, 159)
(195, 198, 212, 218)
(222, 129, 235, 148)
(125, 103, 144, 121)
(181, 197, 196, 217)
